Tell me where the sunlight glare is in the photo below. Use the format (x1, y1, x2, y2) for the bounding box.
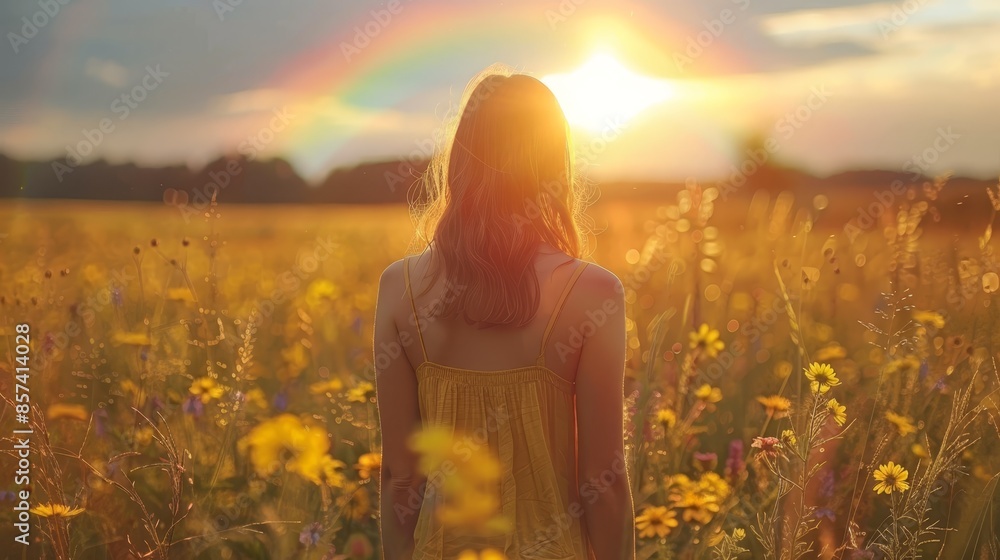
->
(541, 53, 675, 131)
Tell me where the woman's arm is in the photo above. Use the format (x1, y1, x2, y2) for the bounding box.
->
(575, 271, 636, 560)
(374, 260, 426, 560)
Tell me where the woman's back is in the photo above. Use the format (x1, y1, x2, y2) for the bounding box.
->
(402, 248, 592, 559)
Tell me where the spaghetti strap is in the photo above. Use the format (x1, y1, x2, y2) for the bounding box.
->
(536, 261, 588, 367)
(403, 256, 428, 363)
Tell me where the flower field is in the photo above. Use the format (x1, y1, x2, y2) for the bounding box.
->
(1, 177, 999, 559)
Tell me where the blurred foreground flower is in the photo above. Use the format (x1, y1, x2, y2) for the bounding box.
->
(238, 413, 331, 484)
(873, 462, 910, 495)
(408, 426, 511, 535)
(690, 324, 725, 359)
(635, 505, 677, 538)
(354, 452, 381, 480)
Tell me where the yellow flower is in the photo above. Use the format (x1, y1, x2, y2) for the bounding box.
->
(237, 414, 331, 484)
(781, 429, 797, 446)
(656, 409, 677, 429)
(814, 343, 847, 362)
(305, 279, 340, 309)
(873, 461, 910, 494)
(698, 472, 731, 501)
(885, 411, 918, 437)
(244, 388, 269, 410)
(756, 395, 792, 418)
(112, 331, 151, 346)
(355, 452, 382, 481)
(29, 503, 85, 518)
(189, 377, 224, 404)
(408, 426, 510, 535)
(669, 474, 722, 525)
(826, 398, 847, 426)
(339, 482, 372, 521)
(690, 324, 725, 359)
(912, 310, 945, 329)
(733, 527, 746, 541)
(47, 403, 88, 422)
(319, 455, 348, 488)
(635, 505, 678, 538)
(458, 549, 508, 560)
(911, 443, 929, 459)
(885, 356, 921, 376)
(694, 384, 723, 404)
(309, 378, 344, 395)
(804, 362, 841, 394)
(348, 381, 376, 403)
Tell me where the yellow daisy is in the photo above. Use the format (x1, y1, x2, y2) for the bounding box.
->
(689, 324, 725, 359)
(756, 395, 792, 418)
(804, 362, 841, 394)
(29, 503, 85, 518)
(189, 376, 224, 404)
(873, 461, 910, 494)
(885, 411, 918, 437)
(656, 409, 677, 429)
(694, 384, 723, 404)
(826, 398, 847, 426)
(635, 505, 678, 538)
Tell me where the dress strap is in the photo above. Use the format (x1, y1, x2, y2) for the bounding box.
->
(403, 256, 428, 363)
(536, 261, 588, 367)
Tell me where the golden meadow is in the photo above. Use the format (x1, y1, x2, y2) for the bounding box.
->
(1, 177, 999, 559)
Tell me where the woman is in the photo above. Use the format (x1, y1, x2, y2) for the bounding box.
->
(373, 64, 635, 560)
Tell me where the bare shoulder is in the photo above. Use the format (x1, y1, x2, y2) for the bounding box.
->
(573, 260, 624, 298)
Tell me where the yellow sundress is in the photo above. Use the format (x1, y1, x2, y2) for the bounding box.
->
(403, 255, 591, 560)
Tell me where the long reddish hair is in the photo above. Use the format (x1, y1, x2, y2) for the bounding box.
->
(409, 64, 593, 328)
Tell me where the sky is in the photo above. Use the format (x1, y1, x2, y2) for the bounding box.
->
(1, 0, 998, 183)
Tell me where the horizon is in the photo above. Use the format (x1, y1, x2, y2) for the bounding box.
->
(2, 1, 999, 184)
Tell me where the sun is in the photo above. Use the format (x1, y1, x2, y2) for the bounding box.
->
(541, 52, 674, 132)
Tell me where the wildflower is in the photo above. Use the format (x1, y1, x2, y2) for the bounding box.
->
(343, 532, 374, 559)
(873, 462, 910, 495)
(306, 279, 340, 309)
(885, 356, 921, 376)
(132, 426, 154, 447)
(885, 411, 917, 437)
(189, 377, 224, 404)
(732, 528, 746, 541)
(299, 521, 322, 547)
(689, 324, 725, 359)
(804, 362, 841, 394)
(826, 398, 847, 426)
(698, 472, 731, 501)
(635, 505, 678, 538)
(182, 395, 204, 417)
(751, 436, 782, 459)
(243, 388, 269, 410)
(911, 443, 929, 459)
(347, 382, 375, 403)
(310, 378, 344, 395)
(814, 343, 847, 361)
(354, 452, 381, 481)
(756, 395, 792, 418)
(669, 476, 721, 524)
(29, 503, 85, 518)
(458, 549, 507, 560)
(911, 310, 945, 329)
(694, 384, 723, 404)
(693, 452, 718, 472)
(238, 414, 331, 484)
(724, 440, 745, 481)
(319, 456, 348, 488)
(656, 408, 677, 429)
(339, 482, 372, 521)
(780, 429, 797, 446)
(814, 508, 836, 521)
(47, 403, 88, 422)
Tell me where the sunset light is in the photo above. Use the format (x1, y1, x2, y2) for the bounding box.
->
(541, 52, 675, 131)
